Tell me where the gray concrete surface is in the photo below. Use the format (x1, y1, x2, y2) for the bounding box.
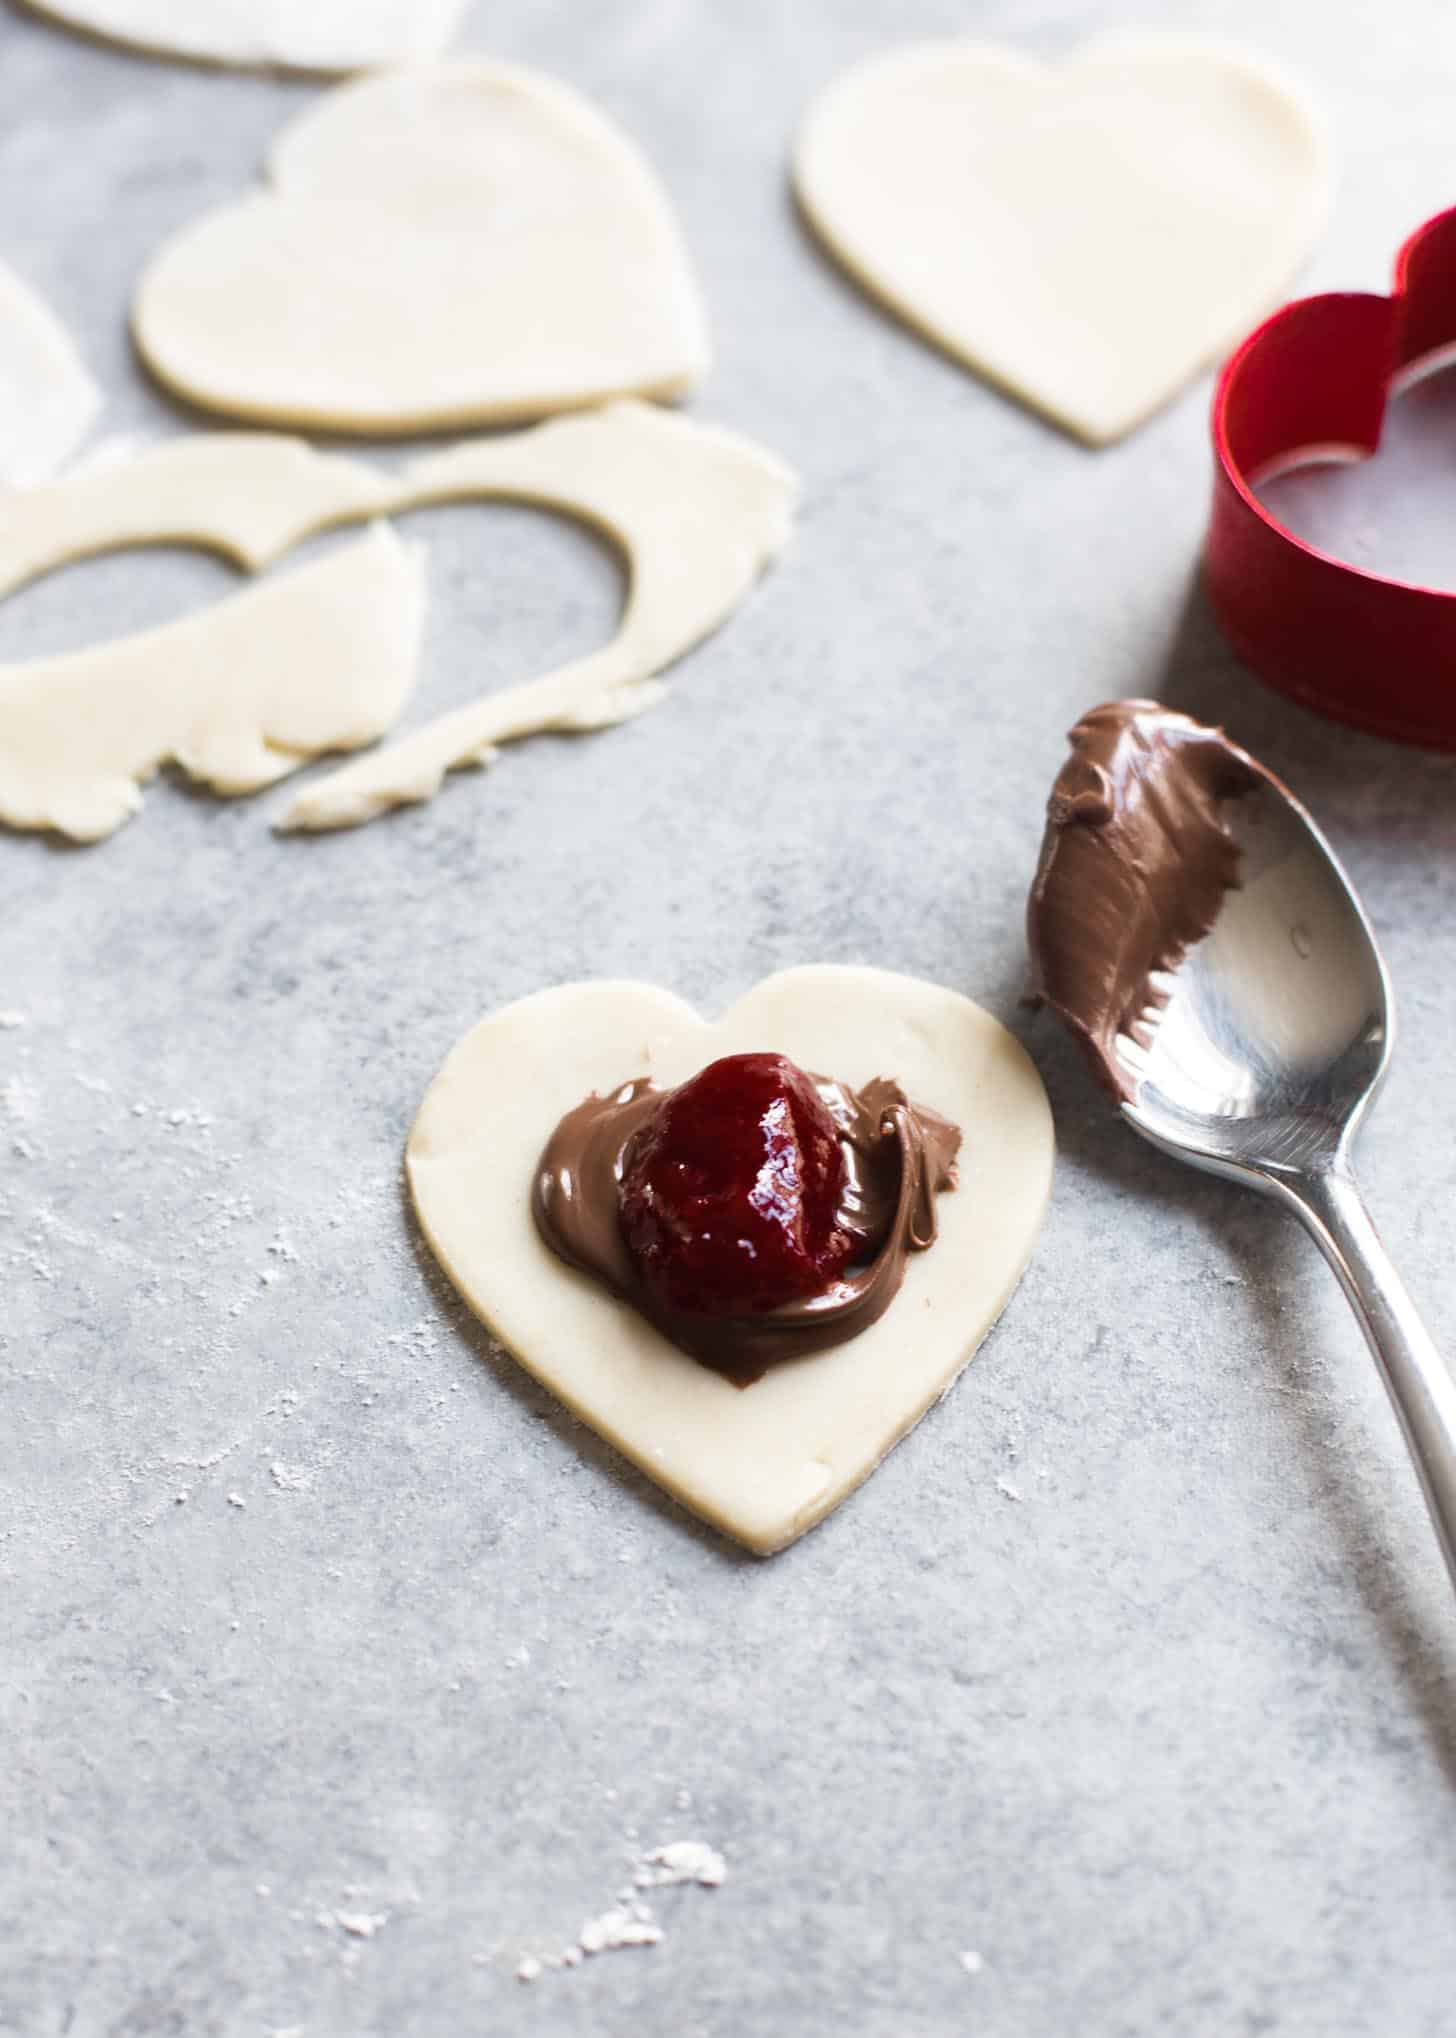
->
(4, 2, 1456, 2033)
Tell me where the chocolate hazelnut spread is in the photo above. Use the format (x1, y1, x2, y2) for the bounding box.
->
(533, 1073, 960, 1385)
(1027, 699, 1264, 1099)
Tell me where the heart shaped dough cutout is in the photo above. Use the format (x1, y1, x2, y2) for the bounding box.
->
(794, 31, 1329, 445)
(133, 62, 710, 433)
(408, 968, 1054, 1554)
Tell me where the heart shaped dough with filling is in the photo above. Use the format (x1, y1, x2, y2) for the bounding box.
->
(15, 0, 467, 73)
(794, 31, 1329, 445)
(408, 967, 1054, 1554)
(132, 62, 709, 433)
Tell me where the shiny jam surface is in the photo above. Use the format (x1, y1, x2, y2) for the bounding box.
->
(618, 1052, 852, 1315)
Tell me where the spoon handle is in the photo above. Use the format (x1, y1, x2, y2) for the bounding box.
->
(1292, 1165, 1456, 1593)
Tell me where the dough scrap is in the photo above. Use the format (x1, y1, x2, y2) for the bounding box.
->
(133, 62, 710, 433)
(18, 0, 469, 74)
(408, 967, 1055, 1555)
(0, 433, 391, 601)
(280, 401, 798, 831)
(0, 523, 423, 842)
(0, 403, 795, 836)
(0, 257, 100, 487)
(794, 32, 1329, 445)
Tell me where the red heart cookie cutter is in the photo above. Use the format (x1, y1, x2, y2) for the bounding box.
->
(1205, 205, 1456, 749)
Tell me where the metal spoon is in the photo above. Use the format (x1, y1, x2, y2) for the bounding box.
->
(1113, 773, 1456, 1591)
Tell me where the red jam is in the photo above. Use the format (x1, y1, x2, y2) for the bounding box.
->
(618, 1052, 852, 1315)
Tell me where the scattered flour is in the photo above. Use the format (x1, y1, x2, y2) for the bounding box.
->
(270, 1460, 313, 1493)
(516, 1839, 726, 1981)
(316, 1908, 388, 1939)
(0, 1011, 26, 1029)
(578, 1902, 662, 1954)
(163, 1104, 214, 1129)
(2, 1075, 37, 1123)
(338, 1911, 389, 1940)
(633, 1841, 726, 1889)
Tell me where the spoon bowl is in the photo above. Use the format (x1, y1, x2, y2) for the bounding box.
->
(1115, 769, 1456, 1594)
(1122, 780, 1392, 1182)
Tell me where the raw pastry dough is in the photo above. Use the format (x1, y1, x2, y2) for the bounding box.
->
(0, 257, 100, 487)
(0, 404, 795, 836)
(280, 402, 798, 831)
(794, 32, 1329, 445)
(0, 524, 422, 841)
(0, 434, 390, 600)
(17, 0, 467, 73)
(408, 968, 1055, 1555)
(133, 63, 710, 433)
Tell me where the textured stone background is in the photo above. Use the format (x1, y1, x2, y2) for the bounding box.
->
(4, 2, 1456, 2033)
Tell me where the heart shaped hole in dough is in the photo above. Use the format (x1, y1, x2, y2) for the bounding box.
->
(408, 967, 1055, 1555)
(0, 536, 242, 664)
(0, 405, 797, 841)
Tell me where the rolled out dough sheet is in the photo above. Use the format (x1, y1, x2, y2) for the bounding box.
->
(408, 967, 1055, 1555)
(0, 404, 796, 839)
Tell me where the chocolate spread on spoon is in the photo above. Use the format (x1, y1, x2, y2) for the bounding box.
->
(533, 1074, 960, 1385)
(1027, 699, 1265, 1099)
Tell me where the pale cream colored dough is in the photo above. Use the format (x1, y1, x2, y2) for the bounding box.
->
(280, 401, 799, 831)
(794, 31, 1329, 446)
(133, 63, 710, 433)
(0, 257, 100, 487)
(0, 403, 795, 837)
(408, 968, 1055, 1555)
(0, 434, 390, 600)
(18, 0, 467, 72)
(0, 524, 423, 842)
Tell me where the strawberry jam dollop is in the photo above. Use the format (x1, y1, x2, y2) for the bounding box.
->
(618, 1052, 852, 1315)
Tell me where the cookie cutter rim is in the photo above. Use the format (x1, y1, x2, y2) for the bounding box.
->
(1205, 204, 1456, 751)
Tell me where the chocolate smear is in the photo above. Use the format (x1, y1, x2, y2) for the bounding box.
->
(534, 1073, 959, 1385)
(1027, 699, 1266, 1099)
